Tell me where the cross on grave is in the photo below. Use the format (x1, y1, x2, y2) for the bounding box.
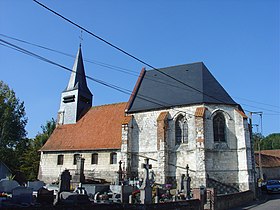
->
(183, 164, 192, 199)
(140, 158, 152, 204)
(116, 160, 123, 185)
(141, 158, 152, 187)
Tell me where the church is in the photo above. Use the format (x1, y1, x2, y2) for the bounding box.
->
(38, 46, 255, 194)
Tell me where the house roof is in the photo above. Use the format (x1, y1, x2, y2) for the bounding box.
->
(126, 62, 238, 113)
(40, 102, 127, 151)
(255, 150, 280, 168)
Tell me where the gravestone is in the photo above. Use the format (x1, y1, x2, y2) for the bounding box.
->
(59, 169, 71, 192)
(154, 186, 159, 203)
(179, 174, 185, 192)
(0, 180, 19, 193)
(12, 186, 33, 204)
(74, 183, 87, 195)
(140, 158, 152, 204)
(27, 181, 45, 191)
(110, 185, 134, 203)
(82, 184, 110, 198)
(54, 169, 72, 205)
(59, 191, 90, 205)
(37, 187, 54, 204)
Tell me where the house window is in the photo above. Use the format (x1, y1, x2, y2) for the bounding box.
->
(213, 113, 226, 142)
(110, 152, 117, 164)
(91, 153, 98, 164)
(57, 155, 64, 165)
(73, 154, 80, 165)
(175, 114, 188, 145)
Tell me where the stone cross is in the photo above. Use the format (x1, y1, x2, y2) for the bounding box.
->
(116, 160, 123, 185)
(141, 158, 152, 187)
(183, 164, 191, 199)
(140, 158, 152, 204)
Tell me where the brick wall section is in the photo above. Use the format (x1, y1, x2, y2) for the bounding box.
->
(157, 112, 168, 150)
(157, 112, 169, 183)
(194, 107, 207, 188)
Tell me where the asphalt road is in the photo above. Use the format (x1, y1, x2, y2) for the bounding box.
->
(230, 193, 280, 210)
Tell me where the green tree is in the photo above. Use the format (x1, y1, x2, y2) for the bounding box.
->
(20, 118, 56, 180)
(0, 80, 27, 171)
(260, 133, 280, 150)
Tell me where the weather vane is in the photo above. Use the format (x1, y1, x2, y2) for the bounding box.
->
(79, 30, 83, 47)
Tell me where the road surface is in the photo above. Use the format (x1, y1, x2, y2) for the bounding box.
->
(230, 193, 280, 210)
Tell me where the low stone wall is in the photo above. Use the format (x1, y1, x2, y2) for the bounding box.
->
(216, 190, 254, 210)
(1, 200, 201, 210)
(123, 200, 201, 210)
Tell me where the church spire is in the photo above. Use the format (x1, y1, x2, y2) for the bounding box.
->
(66, 46, 91, 95)
(57, 46, 93, 125)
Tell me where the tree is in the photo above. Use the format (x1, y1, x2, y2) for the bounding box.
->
(0, 80, 27, 171)
(260, 133, 280, 150)
(20, 118, 56, 181)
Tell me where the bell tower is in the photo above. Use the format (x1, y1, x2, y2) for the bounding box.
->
(57, 46, 93, 125)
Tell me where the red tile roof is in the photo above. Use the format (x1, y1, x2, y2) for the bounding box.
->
(255, 150, 280, 168)
(41, 102, 127, 151)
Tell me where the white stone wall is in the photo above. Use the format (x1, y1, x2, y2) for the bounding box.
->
(128, 104, 253, 191)
(129, 105, 205, 187)
(204, 104, 253, 191)
(58, 90, 79, 125)
(39, 150, 120, 184)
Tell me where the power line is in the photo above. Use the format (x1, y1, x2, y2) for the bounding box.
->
(233, 96, 279, 109)
(0, 34, 219, 106)
(32, 0, 280, 115)
(2, 40, 278, 128)
(3, 33, 279, 115)
(0, 33, 139, 76)
(32, 0, 239, 107)
(0, 38, 198, 117)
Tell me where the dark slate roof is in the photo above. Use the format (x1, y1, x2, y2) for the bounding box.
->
(126, 62, 237, 113)
(64, 46, 92, 95)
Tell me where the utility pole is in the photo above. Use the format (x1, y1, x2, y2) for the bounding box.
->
(249, 112, 263, 180)
(249, 111, 263, 199)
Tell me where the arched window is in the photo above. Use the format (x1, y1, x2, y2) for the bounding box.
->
(110, 152, 117, 164)
(213, 112, 226, 142)
(175, 115, 188, 145)
(91, 153, 98, 164)
(57, 155, 64, 165)
(73, 154, 80, 165)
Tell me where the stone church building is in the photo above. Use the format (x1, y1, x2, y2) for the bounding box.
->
(39, 46, 255, 193)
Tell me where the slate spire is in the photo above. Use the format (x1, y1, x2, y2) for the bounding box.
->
(66, 46, 91, 95)
(57, 46, 93, 125)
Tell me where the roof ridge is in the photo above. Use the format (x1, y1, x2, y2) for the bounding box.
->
(146, 62, 204, 71)
(91, 102, 127, 109)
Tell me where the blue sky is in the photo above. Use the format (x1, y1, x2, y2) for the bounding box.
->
(0, 0, 279, 138)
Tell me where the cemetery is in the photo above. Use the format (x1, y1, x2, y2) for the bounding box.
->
(0, 157, 254, 210)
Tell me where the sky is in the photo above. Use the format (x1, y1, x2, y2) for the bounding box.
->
(0, 0, 279, 138)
